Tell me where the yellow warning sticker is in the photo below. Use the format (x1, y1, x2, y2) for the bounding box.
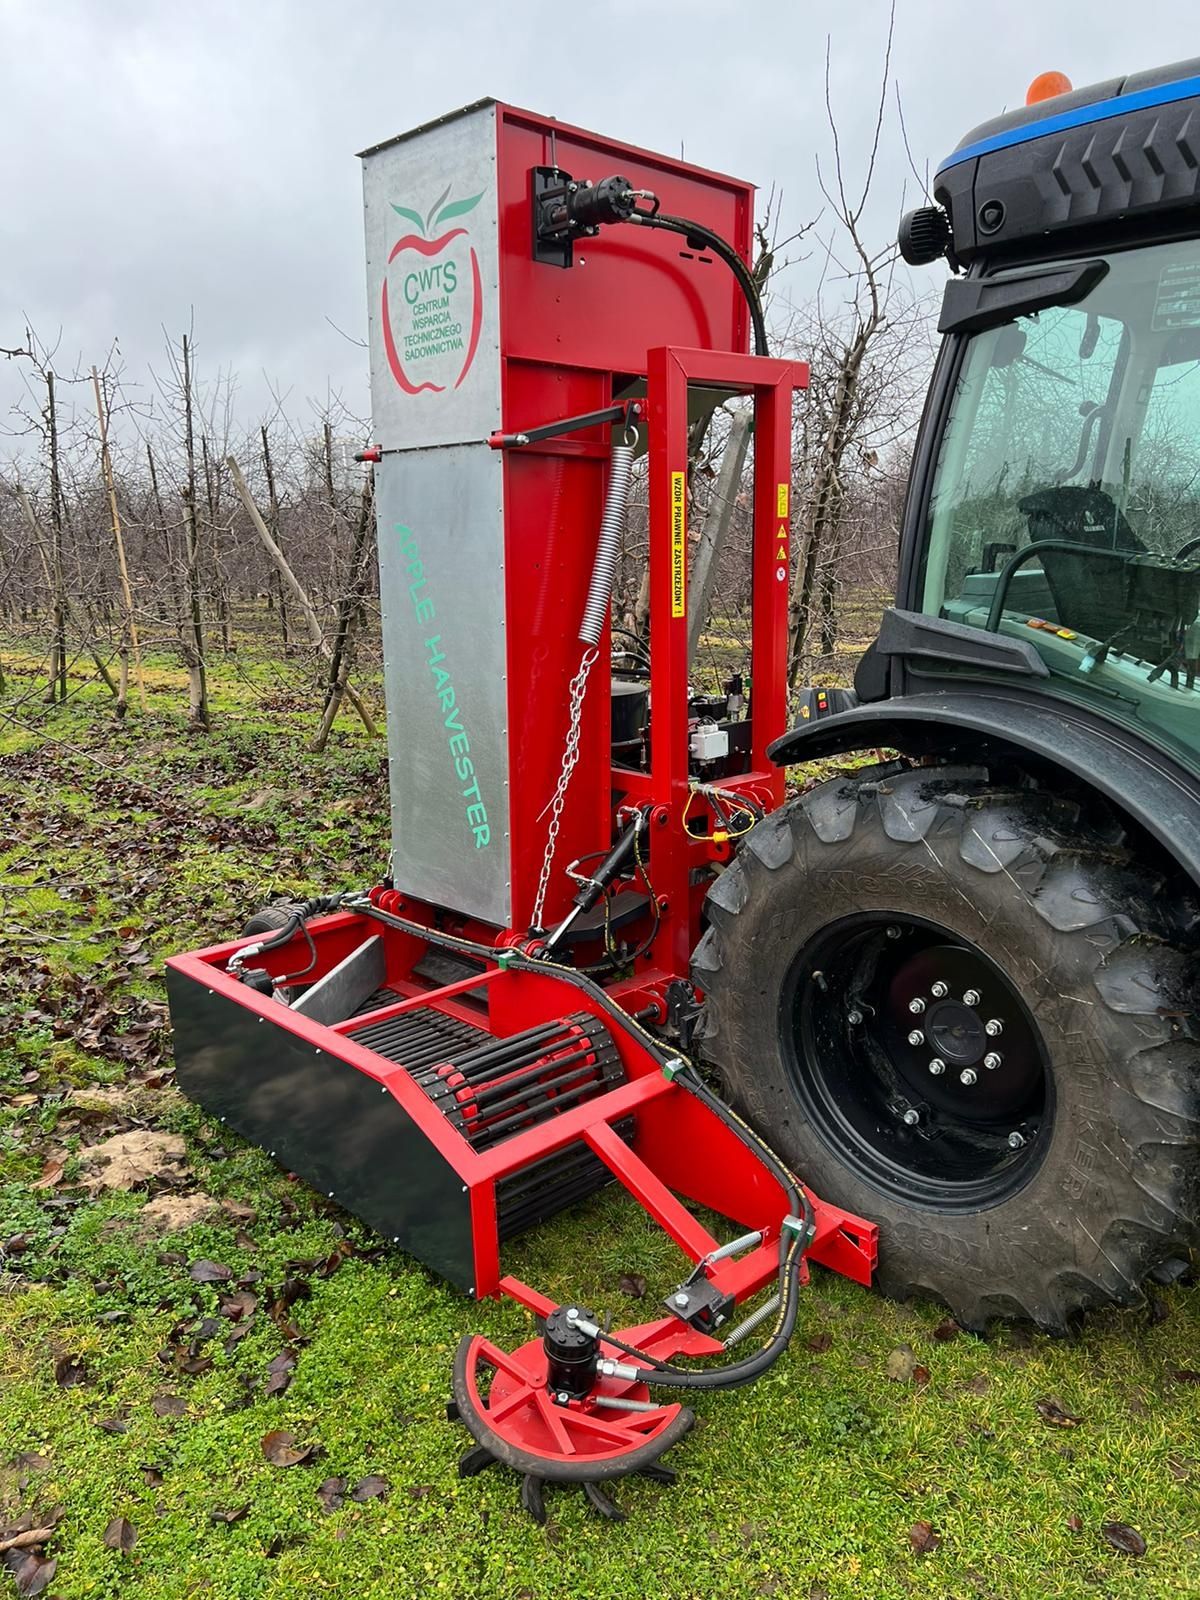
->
(776, 545, 788, 561)
(777, 483, 789, 519)
(671, 471, 687, 617)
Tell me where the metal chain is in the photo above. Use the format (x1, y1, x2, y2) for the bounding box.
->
(531, 645, 599, 931)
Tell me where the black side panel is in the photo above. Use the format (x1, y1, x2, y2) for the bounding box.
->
(874, 608, 1049, 678)
(167, 970, 477, 1292)
(766, 690, 1200, 885)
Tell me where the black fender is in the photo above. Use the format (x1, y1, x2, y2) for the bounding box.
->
(766, 688, 1200, 887)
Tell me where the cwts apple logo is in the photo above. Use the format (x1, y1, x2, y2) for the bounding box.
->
(382, 187, 484, 395)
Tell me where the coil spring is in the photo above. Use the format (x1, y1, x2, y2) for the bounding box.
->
(578, 440, 635, 646)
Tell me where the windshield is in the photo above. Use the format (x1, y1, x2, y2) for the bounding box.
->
(920, 238, 1200, 757)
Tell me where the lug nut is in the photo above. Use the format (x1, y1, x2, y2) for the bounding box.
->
(902, 1108, 920, 1126)
(963, 988, 981, 1007)
(929, 1057, 946, 1075)
(931, 980, 949, 998)
(983, 1052, 1002, 1071)
(1008, 1130, 1026, 1149)
(985, 1018, 1003, 1037)
(959, 1068, 978, 1086)
(908, 998, 926, 1015)
(908, 1029, 925, 1046)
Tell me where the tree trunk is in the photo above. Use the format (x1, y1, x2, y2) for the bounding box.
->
(313, 473, 376, 753)
(260, 424, 291, 653)
(45, 370, 68, 703)
(226, 455, 377, 741)
(181, 337, 211, 731)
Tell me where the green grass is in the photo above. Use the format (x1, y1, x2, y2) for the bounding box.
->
(1, 633, 1198, 1599)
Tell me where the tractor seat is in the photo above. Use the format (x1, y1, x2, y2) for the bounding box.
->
(1018, 485, 1145, 645)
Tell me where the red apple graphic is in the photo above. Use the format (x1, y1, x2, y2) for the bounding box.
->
(381, 188, 484, 395)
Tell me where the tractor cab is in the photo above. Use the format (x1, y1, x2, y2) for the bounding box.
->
(894, 59, 1200, 765)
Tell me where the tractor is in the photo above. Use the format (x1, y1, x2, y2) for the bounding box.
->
(168, 62, 1200, 1515)
(714, 55, 1200, 1332)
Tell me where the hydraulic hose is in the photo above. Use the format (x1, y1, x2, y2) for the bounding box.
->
(248, 895, 348, 956)
(631, 211, 770, 359)
(579, 439, 636, 646)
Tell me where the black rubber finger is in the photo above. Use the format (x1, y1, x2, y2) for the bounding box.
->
(520, 1475, 547, 1524)
(638, 1463, 677, 1485)
(458, 1444, 496, 1478)
(583, 1481, 627, 1521)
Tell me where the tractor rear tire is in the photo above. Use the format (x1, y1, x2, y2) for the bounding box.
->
(240, 901, 305, 938)
(693, 762, 1200, 1331)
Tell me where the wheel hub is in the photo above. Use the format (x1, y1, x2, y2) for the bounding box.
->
(925, 999, 986, 1066)
(783, 915, 1053, 1210)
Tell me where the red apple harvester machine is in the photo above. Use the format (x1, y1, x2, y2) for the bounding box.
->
(167, 101, 877, 1521)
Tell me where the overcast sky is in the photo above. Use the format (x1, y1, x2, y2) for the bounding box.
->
(2, 0, 1198, 440)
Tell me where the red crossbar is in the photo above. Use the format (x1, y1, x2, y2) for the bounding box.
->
(583, 1121, 720, 1264)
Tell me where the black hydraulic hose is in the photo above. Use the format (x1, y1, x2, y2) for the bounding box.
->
(631, 211, 769, 359)
(250, 895, 348, 955)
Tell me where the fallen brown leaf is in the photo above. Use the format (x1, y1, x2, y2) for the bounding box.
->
(188, 1259, 233, 1285)
(103, 1516, 137, 1554)
(351, 1474, 389, 1502)
(316, 1477, 346, 1513)
(219, 1290, 258, 1322)
(932, 1317, 961, 1341)
(208, 1505, 250, 1525)
(9, 1550, 56, 1597)
(1101, 1521, 1146, 1557)
(806, 1332, 833, 1353)
(909, 1520, 941, 1554)
(261, 1429, 315, 1467)
(264, 1349, 298, 1397)
(151, 1393, 186, 1417)
(0, 1529, 56, 1556)
(617, 1272, 647, 1299)
(53, 1354, 88, 1388)
(30, 1159, 65, 1191)
(1036, 1397, 1083, 1428)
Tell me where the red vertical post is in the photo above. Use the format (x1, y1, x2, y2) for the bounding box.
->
(646, 346, 695, 976)
(750, 368, 804, 789)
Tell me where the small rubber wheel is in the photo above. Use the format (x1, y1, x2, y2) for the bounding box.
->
(694, 762, 1200, 1331)
(240, 901, 304, 938)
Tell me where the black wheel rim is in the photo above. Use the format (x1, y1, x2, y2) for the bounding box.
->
(781, 912, 1052, 1210)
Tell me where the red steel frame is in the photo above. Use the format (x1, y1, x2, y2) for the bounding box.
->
(611, 346, 808, 982)
(168, 912, 876, 1307)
